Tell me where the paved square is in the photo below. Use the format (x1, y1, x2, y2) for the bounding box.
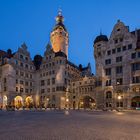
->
(0, 110, 140, 140)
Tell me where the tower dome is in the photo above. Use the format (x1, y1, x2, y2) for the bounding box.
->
(94, 35, 108, 44)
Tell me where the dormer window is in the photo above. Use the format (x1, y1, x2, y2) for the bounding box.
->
(117, 28, 120, 31)
(20, 54, 23, 59)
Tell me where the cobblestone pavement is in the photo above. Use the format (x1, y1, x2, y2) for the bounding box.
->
(0, 110, 140, 140)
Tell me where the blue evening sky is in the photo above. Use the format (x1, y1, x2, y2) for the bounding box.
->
(0, 0, 140, 73)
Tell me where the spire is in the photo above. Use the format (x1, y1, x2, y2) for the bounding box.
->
(55, 8, 64, 23)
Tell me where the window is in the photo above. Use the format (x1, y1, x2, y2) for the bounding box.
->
(106, 91, 112, 99)
(117, 47, 121, 52)
(52, 62, 55, 66)
(132, 63, 140, 71)
(128, 44, 132, 50)
(4, 87, 6, 91)
(65, 78, 67, 84)
(41, 89, 45, 93)
(105, 68, 111, 76)
(16, 70, 18, 75)
(106, 80, 111, 86)
(116, 78, 123, 85)
(30, 74, 32, 79)
(132, 76, 140, 83)
(52, 95, 56, 101)
(20, 72, 24, 77)
(4, 78, 6, 83)
(52, 88, 55, 92)
(52, 70, 55, 74)
(46, 64, 48, 68)
(25, 73, 29, 78)
(116, 66, 123, 74)
(116, 56, 122, 62)
(49, 71, 51, 75)
(105, 59, 111, 65)
(117, 102, 123, 107)
(20, 62, 23, 67)
(95, 81, 102, 87)
(20, 88, 24, 92)
(30, 89, 32, 93)
(30, 82, 32, 87)
(20, 80, 24, 85)
(47, 88, 50, 92)
(16, 87, 18, 92)
(20, 55, 23, 59)
(107, 50, 111, 55)
(30, 82, 32, 86)
(131, 53, 136, 59)
(15, 60, 18, 65)
(25, 57, 28, 61)
(52, 78, 55, 85)
(25, 64, 28, 69)
(46, 72, 48, 76)
(25, 81, 28, 86)
(47, 79, 50, 85)
(114, 39, 118, 44)
(41, 80, 45, 86)
(120, 38, 123, 42)
(25, 89, 29, 93)
(117, 28, 120, 31)
(123, 46, 126, 51)
(112, 49, 116, 54)
(138, 52, 140, 58)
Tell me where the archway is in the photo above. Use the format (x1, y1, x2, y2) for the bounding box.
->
(25, 96, 34, 108)
(131, 96, 140, 108)
(14, 96, 23, 109)
(79, 96, 96, 109)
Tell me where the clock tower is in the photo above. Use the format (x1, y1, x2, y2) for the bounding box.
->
(50, 9, 69, 58)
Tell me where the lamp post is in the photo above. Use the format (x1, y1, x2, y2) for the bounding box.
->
(118, 95, 122, 110)
(66, 98, 69, 110)
(46, 97, 49, 109)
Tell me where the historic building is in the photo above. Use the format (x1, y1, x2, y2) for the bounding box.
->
(94, 20, 140, 109)
(0, 10, 92, 110)
(0, 11, 140, 110)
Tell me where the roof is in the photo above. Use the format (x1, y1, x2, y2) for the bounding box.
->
(0, 50, 7, 57)
(0, 50, 13, 58)
(67, 61, 79, 70)
(55, 51, 67, 58)
(53, 22, 67, 32)
(94, 35, 108, 44)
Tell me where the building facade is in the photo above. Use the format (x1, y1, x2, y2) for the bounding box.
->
(94, 20, 140, 109)
(0, 11, 91, 110)
(0, 12, 140, 110)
